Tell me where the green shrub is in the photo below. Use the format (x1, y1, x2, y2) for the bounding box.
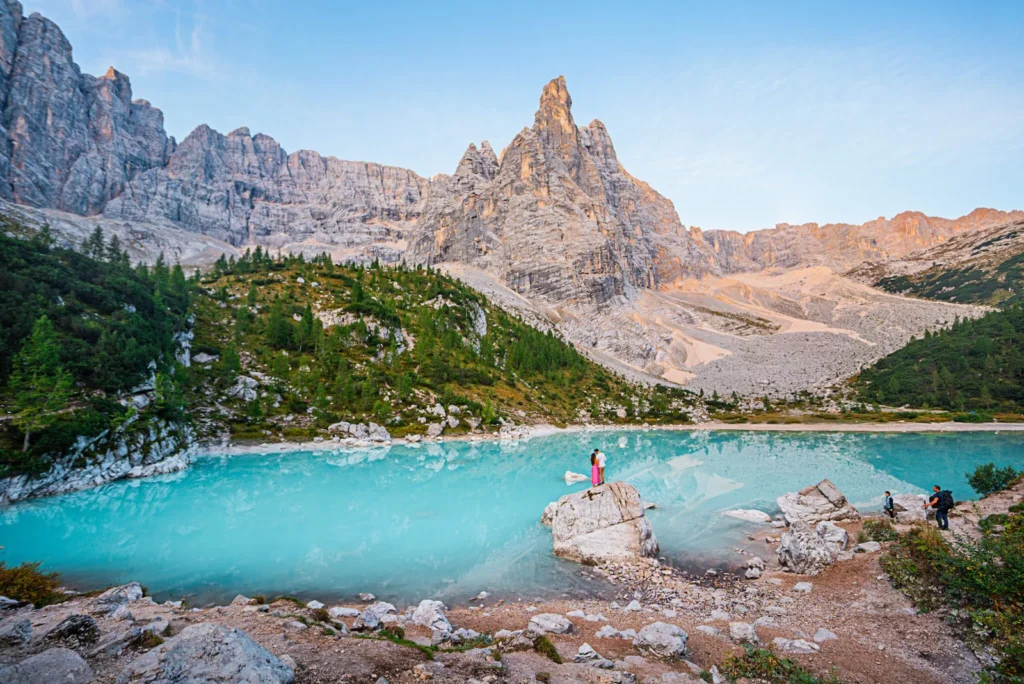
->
(719, 645, 841, 683)
(0, 561, 65, 606)
(882, 515, 1024, 681)
(533, 635, 562, 664)
(954, 411, 994, 423)
(967, 463, 1020, 497)
(862, 518, 899, 542)
(311, 607, 331, 623)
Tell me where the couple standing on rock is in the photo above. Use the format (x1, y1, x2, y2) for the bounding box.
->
(590, 448, 607, 487)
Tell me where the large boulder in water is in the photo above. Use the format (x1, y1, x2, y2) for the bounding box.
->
(549, 482, 659, 565)
(115, 623, 294, 683)
(777, 479, 860, 526)
(777, 522, 837, 575)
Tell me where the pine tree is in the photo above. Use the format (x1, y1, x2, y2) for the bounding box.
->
(10, 316, 73, 452)
(106, 234, 123, 263)
(85, 226, 105, 259)
(247, 283, 258, 307)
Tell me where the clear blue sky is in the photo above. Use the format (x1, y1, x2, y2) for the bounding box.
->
(30, 0, 1024, 232)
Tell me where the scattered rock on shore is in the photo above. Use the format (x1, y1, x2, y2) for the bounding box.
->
(778, 522, 838, 575)
(633, 622, 688, 658)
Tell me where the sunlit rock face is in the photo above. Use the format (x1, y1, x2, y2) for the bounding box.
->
(0, 2, 171, 213)
(407, 76, 716, 311)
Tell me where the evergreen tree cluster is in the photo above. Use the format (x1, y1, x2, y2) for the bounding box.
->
(856, 306, 1024, 412)
(0, 227, 194, 474)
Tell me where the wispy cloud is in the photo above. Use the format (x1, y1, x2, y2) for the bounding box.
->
(122, 7, 220, 80)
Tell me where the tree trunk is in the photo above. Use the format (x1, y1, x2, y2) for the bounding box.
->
(22, 429, 30, 453)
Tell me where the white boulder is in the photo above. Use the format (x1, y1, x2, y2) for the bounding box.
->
(729, 622, 759, 644)
(815, 521, 849, 554)
(777, 479, 860, 526)
(777, 522, 836, 575)
(411, 600, 451, 634)
(633, 622, 688, 658)
(528, 613, 574, 635)
(549, 482, 659, 565)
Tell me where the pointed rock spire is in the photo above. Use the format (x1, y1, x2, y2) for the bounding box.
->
(534, 76, 583, 177)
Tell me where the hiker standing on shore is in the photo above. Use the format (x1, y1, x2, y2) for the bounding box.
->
(883, 491, 895, 519)
(923, 484, 953, 530)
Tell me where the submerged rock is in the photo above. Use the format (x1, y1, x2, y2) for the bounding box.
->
(549, 482, 659, 564)
(777, 479, 860, 526)
(723, 509, 772, 524)
(565, 470, 589, 485)
(115, 623, 293, 683)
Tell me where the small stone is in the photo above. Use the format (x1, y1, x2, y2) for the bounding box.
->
(528, 613, 573, 635)
(306, 600, 324, 610)
(813, 628, 838, 643)
(728, 622, 759, 644)
(793, 582, 813, 593)
(695, 625, 720, 636)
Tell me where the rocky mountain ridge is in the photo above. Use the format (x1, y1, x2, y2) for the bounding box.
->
(0, 0, 1017, 393)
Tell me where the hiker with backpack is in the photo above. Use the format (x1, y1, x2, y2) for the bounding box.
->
(923, 484, 954, 530)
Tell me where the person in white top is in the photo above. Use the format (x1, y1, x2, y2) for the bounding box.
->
(595, 449, 607, 484)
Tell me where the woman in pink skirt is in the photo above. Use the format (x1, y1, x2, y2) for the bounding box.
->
(590, 451, 601, 487)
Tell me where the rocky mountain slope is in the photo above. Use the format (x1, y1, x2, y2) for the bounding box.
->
(848, 218, 1024, 307)
(0, 0, 1014, 396)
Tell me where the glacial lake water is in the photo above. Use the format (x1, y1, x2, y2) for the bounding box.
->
(2, 429, 1023, 606)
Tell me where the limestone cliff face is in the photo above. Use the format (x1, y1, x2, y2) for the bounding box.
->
(104, 124, 431, 250)
(701, 208, 1024, 274)
(0, 1, 171, 213)
(407, 76, 713, 309)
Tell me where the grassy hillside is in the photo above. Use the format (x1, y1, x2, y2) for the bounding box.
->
(0, 226, 192, 476)
(187, 251, 697, 440)
(855, 306, 1024, 413)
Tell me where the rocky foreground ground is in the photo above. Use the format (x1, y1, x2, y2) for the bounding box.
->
(4, 477, 1017, 683)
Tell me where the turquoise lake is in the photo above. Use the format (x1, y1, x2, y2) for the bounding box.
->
(1, 430, 1022, 605)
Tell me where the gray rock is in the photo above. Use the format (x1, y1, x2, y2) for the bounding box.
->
(0, 647, 93, 684)
(813, 628, 837, 642)
(793, 582, 814, 593)
(815, 521, 850, 554)
(411, 600, 451, 633)
(0, 617, 31, 645)
(353, 601, 396, 630)
(116, 623, 293, 683)
(426, 423, 444, 438)
(633, 622, 688, 658)
(856, 541, 882, 553)
(695, 625, 720, 636)
(43, 614, 101, 646)
(574, 642, 614, 668)
(528, 613, 574, 635)
(778, 522, 835, 575)
(305, 600, 324, 610)
(772, 637, 820, 654)
(728, 622, 759, 645)
(328, 606, 360, 619)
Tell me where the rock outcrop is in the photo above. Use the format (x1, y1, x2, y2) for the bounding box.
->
(0, 418, 196, 505)
(115, 623, 294, 683)
(777, 479, 860, 526)
(549, 481, 659, 564)
(632, 622, 688, 658)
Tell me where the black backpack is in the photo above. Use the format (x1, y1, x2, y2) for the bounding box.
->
(938, 490, 955, 510)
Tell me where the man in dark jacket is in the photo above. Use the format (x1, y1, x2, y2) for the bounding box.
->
(883, 491, 895, 519)
(923, 484, 950, 530)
